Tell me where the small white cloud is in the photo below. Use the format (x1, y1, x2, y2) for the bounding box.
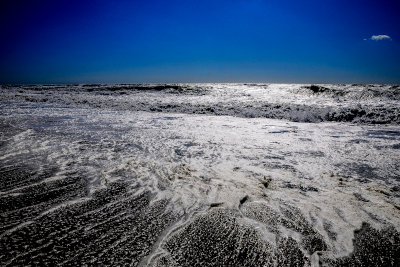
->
(370, 35, 392, 41)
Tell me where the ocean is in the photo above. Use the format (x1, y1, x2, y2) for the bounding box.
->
(1, 83, 399, 266)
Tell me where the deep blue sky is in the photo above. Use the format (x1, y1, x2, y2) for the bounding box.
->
(1, 0, 399, 84)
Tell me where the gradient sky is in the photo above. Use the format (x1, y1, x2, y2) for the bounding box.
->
(1, 0, 399, 84)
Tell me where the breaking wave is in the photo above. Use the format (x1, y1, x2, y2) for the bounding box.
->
(1, 83, 399, 124)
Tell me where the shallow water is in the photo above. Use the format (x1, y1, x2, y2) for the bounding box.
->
(1, 84, 399, 266)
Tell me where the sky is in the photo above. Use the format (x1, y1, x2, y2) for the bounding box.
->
(1, 0, 399, 84)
